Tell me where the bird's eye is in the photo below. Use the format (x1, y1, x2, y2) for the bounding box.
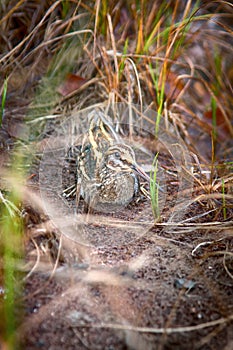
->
(114, 152, 121, 158)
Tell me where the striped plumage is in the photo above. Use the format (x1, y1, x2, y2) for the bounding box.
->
(70, 112, 150, 211)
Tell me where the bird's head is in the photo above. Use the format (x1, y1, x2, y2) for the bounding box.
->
(104, 144, 150, 182)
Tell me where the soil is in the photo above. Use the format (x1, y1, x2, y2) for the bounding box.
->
(17, 135, 233, 350)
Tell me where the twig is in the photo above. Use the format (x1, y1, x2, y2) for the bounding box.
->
(88, 314, 233, 334)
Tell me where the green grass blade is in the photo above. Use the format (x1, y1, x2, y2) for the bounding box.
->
(150, 153, 160, 219)
(0, 77, 8, 127)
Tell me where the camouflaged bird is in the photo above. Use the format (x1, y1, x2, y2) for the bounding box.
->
(65, 111, 150, 211)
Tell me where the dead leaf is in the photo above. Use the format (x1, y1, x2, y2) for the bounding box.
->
(57, 73, 88, 96)
(165, 71, 184, 102)
(204, 107, 231, 140)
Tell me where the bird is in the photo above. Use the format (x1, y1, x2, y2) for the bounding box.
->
(78, 142, 151, 212)
(64, 111, 152, 212)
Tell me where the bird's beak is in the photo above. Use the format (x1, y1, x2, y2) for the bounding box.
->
(132, 162, 164, 192)
(132, 163, 150, 182)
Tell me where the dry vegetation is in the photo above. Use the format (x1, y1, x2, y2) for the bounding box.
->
(0, 1, 233, 349)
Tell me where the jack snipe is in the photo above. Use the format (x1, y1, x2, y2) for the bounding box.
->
(65, 112, 150, 211)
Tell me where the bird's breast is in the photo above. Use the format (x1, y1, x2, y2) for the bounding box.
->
(97, 171, 139, 206)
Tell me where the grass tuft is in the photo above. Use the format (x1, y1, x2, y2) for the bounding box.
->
(0, 187, 24, 350)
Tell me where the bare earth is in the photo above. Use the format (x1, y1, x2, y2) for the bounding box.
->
(19, 149, 233, 350)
